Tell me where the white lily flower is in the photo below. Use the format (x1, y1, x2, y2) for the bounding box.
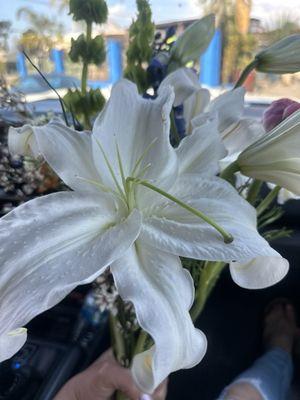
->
(192, 87, 265, 159)
(237, 109, 300, 195)
(160, 69, 264, 156)
(2, 80, 283, 393)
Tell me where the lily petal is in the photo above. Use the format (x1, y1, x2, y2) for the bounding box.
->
(8, 125, 40, 157)
(193, 88, 245, 134)
(111, 242, 206, 393)
(0, 328, 27, 362)
(0, 192, 141, 361)
(230, 256, 289, 289)
(184, 88, 210, 133)
(159, 67, 201, 107)
(92, 79, 177, 191)
(32, 119, 103, 193)
(140, 175, 278, 263)
(176, 116, 226, 176)
(221, 118, 265, 156)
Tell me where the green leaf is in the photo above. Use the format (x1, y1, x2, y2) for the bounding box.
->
(169, 14, 215, 68)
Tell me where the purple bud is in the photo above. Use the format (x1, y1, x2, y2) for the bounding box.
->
(282, 102, 300, 120)
(263, 98, 300, 131)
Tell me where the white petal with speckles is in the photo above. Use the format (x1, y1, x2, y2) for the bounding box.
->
(111, 242, 206, 394)
(0, 191, 141, 362)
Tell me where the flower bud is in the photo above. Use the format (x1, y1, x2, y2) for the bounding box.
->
(237, 109, 300, 195)
(168, 14, 215, 71)
(263, 98, 300, 131)
(255, 34, 300, 74)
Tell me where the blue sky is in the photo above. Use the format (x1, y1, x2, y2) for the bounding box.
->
(3, 0, 300, 46)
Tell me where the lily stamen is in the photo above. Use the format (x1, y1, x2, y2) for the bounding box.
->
(131, 137, 158, 178)
(126, 177, 234, 244)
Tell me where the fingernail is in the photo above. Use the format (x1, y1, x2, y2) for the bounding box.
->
(140, 395, 152, 400)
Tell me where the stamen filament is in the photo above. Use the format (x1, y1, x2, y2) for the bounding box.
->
(115, 142, 127, 194)
(94, 137, 127, 202)
(131, 137, 158, 178)
(127, 177, 234, 244)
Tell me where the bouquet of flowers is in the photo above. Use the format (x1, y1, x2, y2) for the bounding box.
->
(1, 1, 300, 399)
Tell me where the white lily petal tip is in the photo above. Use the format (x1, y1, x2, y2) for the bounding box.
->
(0, 328, 27, 363)
(230, 256, 289, 290)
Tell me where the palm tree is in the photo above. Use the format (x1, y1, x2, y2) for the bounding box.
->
(17, 7, 65, 69)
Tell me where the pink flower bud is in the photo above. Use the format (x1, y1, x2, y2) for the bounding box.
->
(282, 101, 300, 120)
(263, 98, 300, 131)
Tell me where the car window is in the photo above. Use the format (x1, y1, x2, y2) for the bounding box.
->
(17, 76, 47, 93)
(48, 76, 61, 89)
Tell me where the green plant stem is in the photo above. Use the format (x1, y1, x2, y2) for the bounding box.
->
(109, 312, 126, 364)
(115, 391, 130, 400)
(256, 185, 281, 217)
(246, 179, 262, 205)
(220, 161, 239, 185)
(134, 330, 148, 356)
(233, 59, 258, 89)
(81, 22, 92, 94)
(190, 261, 225, 321)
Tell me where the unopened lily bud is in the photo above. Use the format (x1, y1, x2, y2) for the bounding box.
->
(168, 14, 215, 71)
(263, 98, 300, 131)
(255, 34, 300, 74)
(237, 109, 300, 195)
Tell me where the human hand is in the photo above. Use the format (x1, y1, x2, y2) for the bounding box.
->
(54, 349, 168, 400)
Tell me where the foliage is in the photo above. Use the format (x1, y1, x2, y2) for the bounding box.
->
(124, 0, 155, 92)
(222, 15, 257, 83)
(0, 21, 11, 51)
(64, 88, 105, 125)
(69, 34, 106, 65)
(16, 8, 64, 69)
(69, 0, 108, 25)
(263, 13, 300, 44)
(65, 0, 108, 128)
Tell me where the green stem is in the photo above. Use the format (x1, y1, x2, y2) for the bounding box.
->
(134, 330, 148, 356)
(256, 185, 281, 217)
(220, 161, 239, 185)
(109, 313, 126, 365)
(115, 393, 130, 400)
(81, 22, 92, 94)
(190, 261, 225, 321)
(127, 177, 234, 244)
(234, 59, 258, 89)
(246, 179, 262, 205)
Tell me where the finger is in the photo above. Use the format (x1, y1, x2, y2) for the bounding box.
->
(153, 379, 169, 400)
(111, 366, 142, 400)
